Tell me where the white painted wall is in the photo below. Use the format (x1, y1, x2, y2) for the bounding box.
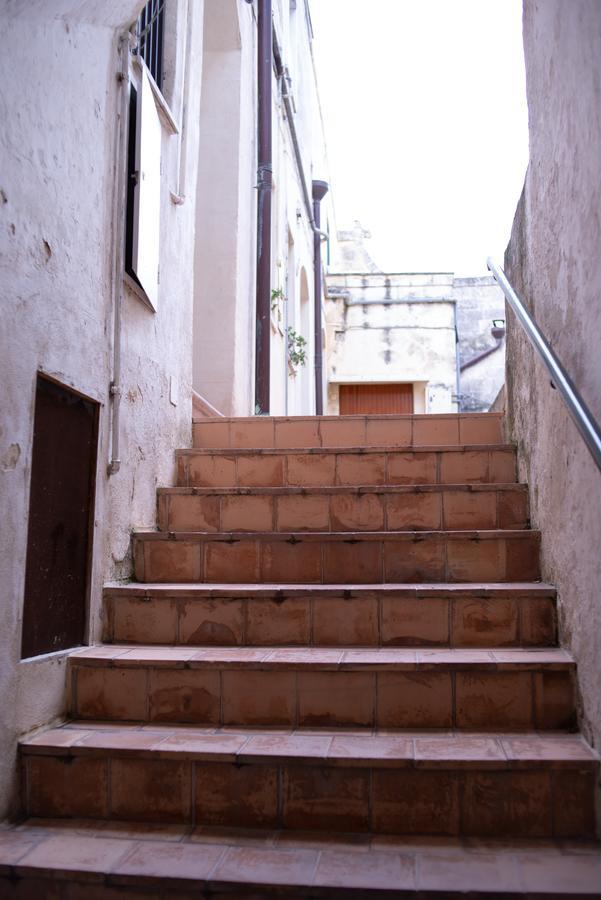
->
(193, 0, 256, 417)
(0, 0, 203, 819)
(192, 0, 331, 416)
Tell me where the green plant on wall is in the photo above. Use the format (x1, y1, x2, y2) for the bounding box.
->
(271, 287, 286, 323)
(287, 327, 307, 368)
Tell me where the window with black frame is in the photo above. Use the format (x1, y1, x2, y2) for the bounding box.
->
(136, 0, 166, 89)
(124, 0, 166, 310)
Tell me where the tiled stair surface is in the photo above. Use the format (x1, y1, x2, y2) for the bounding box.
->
(13, 414, 601, 897)
(2, 819, 601, 898)
(102, 583, 557, 647)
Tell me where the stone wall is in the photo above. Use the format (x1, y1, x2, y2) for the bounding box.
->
(504, 0, 601, 825)
(0, 0, 203, 819)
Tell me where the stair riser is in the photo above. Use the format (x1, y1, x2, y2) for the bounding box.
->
(69, 664, 574, 731)
(104, 593, 557, 648)
(193, 414, 504, 451)
(133, 534, 541, 584)
(22, 754, 594, 838)
(158, 488, 529, 534)
(177, 448, 516, 489)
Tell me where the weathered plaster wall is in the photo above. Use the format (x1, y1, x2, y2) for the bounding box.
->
(504, 0, 601, 818)
(454, 277, 506, 413)
(325, 274, 458, 414)
(0, 0, 202, 819)
(325, 268, 506, 415)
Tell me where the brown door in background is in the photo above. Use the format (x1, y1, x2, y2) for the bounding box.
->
(339, 383, 414, 415)
(21, 375, 98, 659)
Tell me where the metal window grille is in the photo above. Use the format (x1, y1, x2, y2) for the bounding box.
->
(135, 0, 166, 89)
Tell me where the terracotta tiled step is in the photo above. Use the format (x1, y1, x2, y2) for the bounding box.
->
(103, 583, 557, 648)
(177, 445, 517, 489)
(3, 822, 601, 899)
(157, 484, 529, 533)
(193, 413, 504, 450)
(133, 530, 541, 584)
(66, 645, 575, 730)
(20, 725, 597, 837)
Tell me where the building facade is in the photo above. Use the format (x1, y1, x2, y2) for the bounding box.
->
(0, 0, 329, 819)
(325, 226, 505, 416)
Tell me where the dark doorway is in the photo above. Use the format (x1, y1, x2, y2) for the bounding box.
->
(21, 375, 99, 659)
(339, 383, 414, 415)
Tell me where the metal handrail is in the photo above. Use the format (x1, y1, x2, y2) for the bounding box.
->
(487, 258, 601, 473)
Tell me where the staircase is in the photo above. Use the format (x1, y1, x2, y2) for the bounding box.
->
(6, 412, 601, 897)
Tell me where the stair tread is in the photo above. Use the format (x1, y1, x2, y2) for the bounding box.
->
(135, 528, 539, 540)
(159, 483, 528, 494)
(70, 644, 573, 670)
(104, 581, 557, 597)
(3, 819, 601, 897)
(193, 413, 504, 423)
(178, 443, 514, 455)
(21, 723, 598, 768)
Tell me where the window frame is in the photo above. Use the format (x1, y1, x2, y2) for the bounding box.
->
(123, 6, 180, 312)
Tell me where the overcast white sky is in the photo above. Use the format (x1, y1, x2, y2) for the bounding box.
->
(310, 0, 529, 275)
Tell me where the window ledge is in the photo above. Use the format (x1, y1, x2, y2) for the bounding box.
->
(125, 271, 157, 313)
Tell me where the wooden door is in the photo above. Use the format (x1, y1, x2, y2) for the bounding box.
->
(21, 375, 98, 658)
(339, 383, 414, 415)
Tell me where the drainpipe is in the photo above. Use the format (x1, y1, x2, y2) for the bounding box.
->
(170, 0, 194, 206)
(312, 180, 329, 415)
(108, 32, 132, 476)
(271, 28, 330, 414)
(254, 0, 273, 415)
(460, 321, 506, 372)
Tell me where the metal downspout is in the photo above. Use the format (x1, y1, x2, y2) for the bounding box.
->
(312, 180, 329, 415)
(254, 0, 273, 415)
(108, 33, 131, 476)
(460, 337, 504, 372)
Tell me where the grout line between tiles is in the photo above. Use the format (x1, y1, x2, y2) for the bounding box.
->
(242, 596, 249, 647)
(530, 670, 537, 730)
(550, 768, 559, 837)
(443, 528, 449, 582)
(219, 670, 224, 727)
(374, 672, 379, 729)
(204, 843, 229, 884)
(294, 670, 299, 729)
(106, 756, 113, 819)
(189, 760, 196, 828)
(283, 450, 289, 488)
(277, 764, 284, 826)
(175, 597, 181, 645)
(457, 768, 465, 837)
